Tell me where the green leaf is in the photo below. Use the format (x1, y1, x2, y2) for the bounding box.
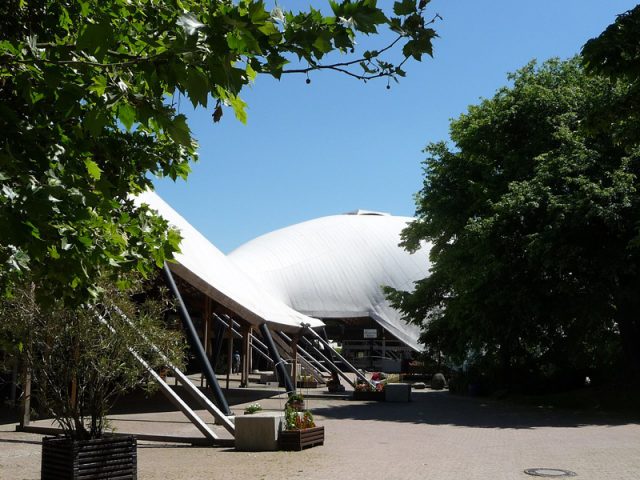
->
(258, 22, 279, 37)
(49, 246, 60, 260)
(167, 114, 192, 146)
(78, 236, 92, 247)
(229, 95, 248, 124)
(84, 107, 106, 135)
(24, 221, 42, 240)
(89, 76, 108, 96)
(249, 2, 270, 23)
(186, 68, 209, 108)
(84, 158, 102, 180)
(118, 104, 136, 131)
(77, 20, 114, 61)
(227, 31, 247, 51)
(8, 249, 30, 271)
(313, 34, 333, 54)
(245, 63, 257, 82)
(394, 0, 417, 16)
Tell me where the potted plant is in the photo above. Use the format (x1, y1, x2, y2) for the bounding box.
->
(352, 379, 386, 401)
(279, 395, 324, 451)
(285, 393, 305, 411)
(243, 403, 263, 415)
(0, 275, 185, 480)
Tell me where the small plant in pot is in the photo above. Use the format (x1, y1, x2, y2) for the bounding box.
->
(279, 394, 324, 451)
(353, 378, 386, 401)
(285, 393, 305, 412)
(243, 403, 263, 415)
(0, 275, 186, 480)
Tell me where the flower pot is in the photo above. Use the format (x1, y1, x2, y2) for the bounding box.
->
(279, 426, 324, 451)
(286, 400, 305, 412)
(41, 435, 137, 480)
(352, 390, 386, 401)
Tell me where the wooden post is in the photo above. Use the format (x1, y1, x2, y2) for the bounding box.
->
(241, 324, 250, 388)
(248, 331, 254, 373)
(19, 367, 31, 429)
(292, 335, 299, 388)
(226, 320, 233, 390)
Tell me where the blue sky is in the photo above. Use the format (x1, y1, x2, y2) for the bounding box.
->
(154, 1, 638, 253)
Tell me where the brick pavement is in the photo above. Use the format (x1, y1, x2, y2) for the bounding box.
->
(1, 390, 639, 480)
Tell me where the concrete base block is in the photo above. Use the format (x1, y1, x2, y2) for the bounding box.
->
(259, 373, 276, 383)
(234, 412, 284, 451)
(385, 383, 411, 402)
(215, 415, 235, 426)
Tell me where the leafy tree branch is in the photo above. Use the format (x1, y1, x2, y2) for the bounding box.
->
(0, 0, 438, 303)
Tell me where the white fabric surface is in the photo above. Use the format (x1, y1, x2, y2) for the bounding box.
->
(135, 191, 324, 331)
(228, 213, 431, 350)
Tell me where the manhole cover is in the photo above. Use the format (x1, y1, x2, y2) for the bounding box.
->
(524, 468, 577, 477)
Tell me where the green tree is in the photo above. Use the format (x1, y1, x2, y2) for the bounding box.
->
(582, 5, 640, 147)
(582, 5, 640, 84)
(0, 0, 438, 303)
(387, 58, 640, 390)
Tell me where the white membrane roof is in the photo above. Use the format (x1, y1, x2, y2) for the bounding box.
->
(228, 212, 431, 350)
(135, 191, 324, 331)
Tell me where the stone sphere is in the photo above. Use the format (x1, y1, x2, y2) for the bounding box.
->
(431, 373, 447, 390)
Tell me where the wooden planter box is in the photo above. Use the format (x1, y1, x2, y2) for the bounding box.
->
(352, 390, 386, 401)
(41, 435, 137, 480)
(279, 426, 324, 451)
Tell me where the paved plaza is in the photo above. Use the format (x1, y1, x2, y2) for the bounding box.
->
(1, 389, 639, 480)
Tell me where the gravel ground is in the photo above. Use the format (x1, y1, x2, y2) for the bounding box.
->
(1, 389, 639, 480)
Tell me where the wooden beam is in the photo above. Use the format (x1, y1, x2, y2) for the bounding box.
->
(241, 324, 250, 388)
(291, 335, 299, 387)
(19, 367, 31, 428)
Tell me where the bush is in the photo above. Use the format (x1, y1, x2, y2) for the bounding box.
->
(0, 275, 186, 439)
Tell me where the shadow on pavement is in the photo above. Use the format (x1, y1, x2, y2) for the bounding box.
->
(313, 390, 640, 429)
(0, 385, 284, 426)
(107, 385, 285, 416)
(0, 438, 41, 446)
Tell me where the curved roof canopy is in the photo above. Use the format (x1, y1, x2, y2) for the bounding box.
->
(228, 212, 431, 350)
(135, 191, 324, 331)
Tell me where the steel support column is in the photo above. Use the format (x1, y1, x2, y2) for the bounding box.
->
(241, 325, 250, 387)
(303, 325, 375, 389)
(300, 336, 355, 388)
(162, 263, 232, 415)
(320, 327, 340, 383)
(258, 323, 296, 396)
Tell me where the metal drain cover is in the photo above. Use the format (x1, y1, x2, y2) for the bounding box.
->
(524, 468, 577, 477)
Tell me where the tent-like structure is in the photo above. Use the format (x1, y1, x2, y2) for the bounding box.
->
(135, 191, 324, 332)
(228, 210, 431, 352)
